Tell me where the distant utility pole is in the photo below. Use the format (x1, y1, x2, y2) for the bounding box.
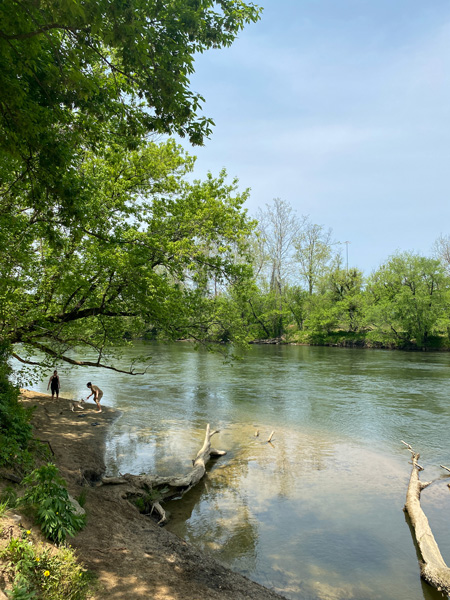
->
(344, 241, 350, 271)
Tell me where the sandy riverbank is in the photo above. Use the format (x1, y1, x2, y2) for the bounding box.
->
(13, 390, 287, 600)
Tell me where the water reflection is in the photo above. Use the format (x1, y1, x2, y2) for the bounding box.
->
(18, 342, 450, 600)
(165, 423, 435, 600)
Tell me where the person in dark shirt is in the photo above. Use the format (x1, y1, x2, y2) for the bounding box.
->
(47, 370, 60, 400)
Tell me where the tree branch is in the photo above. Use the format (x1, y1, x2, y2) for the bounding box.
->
(0, 23, 74, 41)
(404, 446, 450, 594)
(26, 341, 146, 375)
(12, 353, 44, 366)
(13, 306, 137, 343)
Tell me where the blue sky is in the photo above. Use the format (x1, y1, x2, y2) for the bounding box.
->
(179, 0, 450, 275)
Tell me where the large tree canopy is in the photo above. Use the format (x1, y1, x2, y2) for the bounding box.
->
(0, 0, 261, 223)
(0, 0, 261, 144)
(0, 1, 261, 373)
(3, 139, 255, 372)
(366, 252, 450, 347)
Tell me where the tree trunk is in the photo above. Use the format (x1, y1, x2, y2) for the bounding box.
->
(404, 451, 450, 594)
(101, 424, 225, 524)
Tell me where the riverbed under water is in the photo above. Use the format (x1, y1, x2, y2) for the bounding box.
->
(21, 342, 450, 600)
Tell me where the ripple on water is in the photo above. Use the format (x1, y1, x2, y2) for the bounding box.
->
(17, 343, 450, 600)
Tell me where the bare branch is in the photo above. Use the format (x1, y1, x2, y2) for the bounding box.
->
(28, 341, 146, 375)
(11, 353, 44, 366)
(102, 424, 226, 524)
(404, 451, 450, 594)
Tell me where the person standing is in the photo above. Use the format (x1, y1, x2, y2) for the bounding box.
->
(47, 370, 60, 400)
(86, 382, 103, 413)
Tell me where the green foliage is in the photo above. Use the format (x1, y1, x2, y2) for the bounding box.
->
(294, 221, 334, 294)
(367, 252, 450, 348)
(133, 497, 146, 512)
(284, 286, 309, 331)
(303, 296, 340, 341)
(19, 464, 85, 544)
(133, 486, 170, 513)
(3, 140, 256, 372)
(0, 534, 94, 600)
(0, 501, 9, 518)
(319, 267, 366, 333)
(246, 199, 450, 348)
(1, 0, 261, 378)
(0, 488, 18, 511)
(75, 490, 87, 510)
(0, 0, 262, 212)
(242, 248, 450, 349)
(0, 343, 34, 473)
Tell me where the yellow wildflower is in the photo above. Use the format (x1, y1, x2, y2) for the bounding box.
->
(26, 530, 31, 535)
(44, 571, 50, 577)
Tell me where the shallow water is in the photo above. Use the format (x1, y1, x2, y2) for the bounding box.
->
(21, 343, 450, 600)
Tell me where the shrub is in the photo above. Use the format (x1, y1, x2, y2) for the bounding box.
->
(0, 343, 34, 473)
(19, 464, 86, 543)
(0, 533, 94, 600)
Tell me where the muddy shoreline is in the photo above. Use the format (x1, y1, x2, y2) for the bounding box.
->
(17, 390, 287, 600)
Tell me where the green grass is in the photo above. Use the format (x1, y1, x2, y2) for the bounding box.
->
(0, 531, 96, 600)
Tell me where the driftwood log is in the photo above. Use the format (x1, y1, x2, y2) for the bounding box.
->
(404, 448, 450, 594)
(102, 424, 225, 524)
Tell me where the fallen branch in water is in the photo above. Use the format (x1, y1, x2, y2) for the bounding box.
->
(102, 424, 225, 524)
(403, 445, 450, 595)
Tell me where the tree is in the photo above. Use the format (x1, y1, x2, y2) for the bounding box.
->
(0, 2, 262, 326)
(0, 0, 261, 215)
(284, 285, 309, 331)
(433, 234, 450, 273)
(256, 198, 305, 292)
(294, 220, 334, 294)
(0, 0, 261, 468)
(2, 140, 255, 373)
(0, 1, 261, 368)
(366, 252, 450, 348)
(322, 267, 365, 333)
(255, 198, 305, 336)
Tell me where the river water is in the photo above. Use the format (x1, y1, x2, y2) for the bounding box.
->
(22, 342, 450, 600)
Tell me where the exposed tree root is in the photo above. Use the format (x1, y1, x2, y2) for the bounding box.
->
(101, 424, 225, 524)
(403, 447, 450, 594)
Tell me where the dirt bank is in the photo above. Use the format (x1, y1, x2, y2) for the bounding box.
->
(16, 391, 287, 600)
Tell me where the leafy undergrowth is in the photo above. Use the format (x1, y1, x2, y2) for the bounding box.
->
(19, 464, 86, 544)
(0, 503, 96, 600)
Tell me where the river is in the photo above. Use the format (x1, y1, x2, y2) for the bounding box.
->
(21, 342, 450, 600)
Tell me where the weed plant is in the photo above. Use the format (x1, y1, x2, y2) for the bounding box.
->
(0, 531, 94, 599)
(19, 464, 86, 544)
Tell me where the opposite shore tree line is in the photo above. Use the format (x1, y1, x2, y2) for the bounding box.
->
(136, 196, 450, 352)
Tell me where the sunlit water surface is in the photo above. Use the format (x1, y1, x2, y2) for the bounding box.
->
(20, 343, 450, 600)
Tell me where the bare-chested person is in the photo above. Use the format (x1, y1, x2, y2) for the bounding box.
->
(86, 382, 103, 413)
